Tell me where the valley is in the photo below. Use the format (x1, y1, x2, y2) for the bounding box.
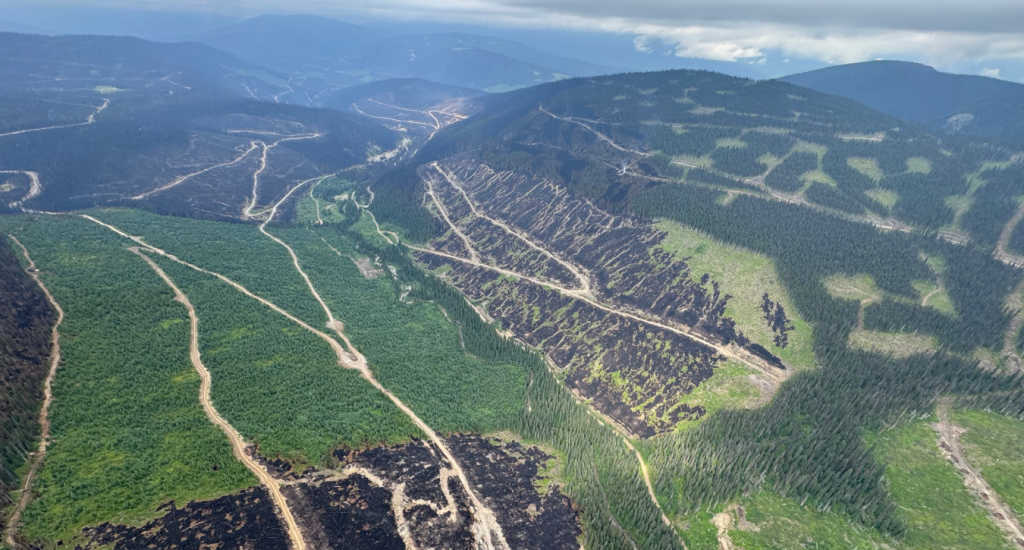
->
(1, 21, 1024, 550)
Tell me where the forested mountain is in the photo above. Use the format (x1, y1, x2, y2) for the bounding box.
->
(380, 68, 1024, 545)
(3, 29, 1024, 550)
(358, 32, 613, 80)
(187, 15, 609, 99)
(0, 31, 290, 100)
(0, 237, 54, 534)
(0, 32, 400, 219)
(782, 60, 1024, 135)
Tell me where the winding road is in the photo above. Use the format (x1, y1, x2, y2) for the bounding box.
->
(3, 236, 65, 550)
(1, 170, 41, 210)
(0, 99, 109, 139)
(132, 142, 260, 200)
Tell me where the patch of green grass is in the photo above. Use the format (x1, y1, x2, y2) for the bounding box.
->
(758, 153, 783, 171)
(723, 491, 897, 549)
(906, 157, 933, 174)
(92, 86, 122, 94)
(656, 220, 815, 372)
(848, 157, 883, 182)
(913, 278, 955, 315)
(0, 215, 253, 543)
(674, 360, 762, 430)
(868, 189, 899, 208)
(793, 140, 827, 159)
(869, 419, 1011, 550)
(484, 84, 523, 93)
(823, 274, 881, 302)
(946, 195, 973, 230)
(952, 409, 1024, 521)
(848, 329, 937, 357)
(800, 169, 837, 188)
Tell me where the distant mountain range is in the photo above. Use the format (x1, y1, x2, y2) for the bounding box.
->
(187, 15, 615, 95)
(781, 60, 1024, 135)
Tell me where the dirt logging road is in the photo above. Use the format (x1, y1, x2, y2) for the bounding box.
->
(3, 236, 65, 550)
(934, 397, 1024, 549)
(129, 247, 308, 550)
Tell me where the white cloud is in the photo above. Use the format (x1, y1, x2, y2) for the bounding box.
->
(619, 22, 1024, 65)
(29, 0, 1024, 68)
(633, 35, 653, 53)
(980, 67, 1001, 78)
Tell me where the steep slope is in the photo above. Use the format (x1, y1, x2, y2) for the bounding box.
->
(0, 237, 54, 534)
(378, 68, 1024, 541)
(781, 60, 1024, 135)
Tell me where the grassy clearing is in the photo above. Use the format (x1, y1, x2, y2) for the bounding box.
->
(758, 153, 783, 171)
(656, 219, 815, 372)
(719, 491, 897, 549)
(674, 155, 712, 169)
(848, 330, 938, 357)
(848, 157, 884, 182)
(800, 169, 837, 188)
(913, 279, 956, 315)
(946, 195, 973, 230)
(952, 409, 1024, 521)
(906, 157, 933, 174)
(0, 215, 253, 542)
(869, 419, 1011, 550)
(869, 189, 900, 208)
(793, 140, 827, 160)
(92, 86, 122, 94)
(674, 361, 761, 431)
(823, 274, 882, 302)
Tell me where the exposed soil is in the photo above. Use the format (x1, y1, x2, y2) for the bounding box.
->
(283, 435, 581, 550)
(75, 487, 289, 550)
(352, 256, 383, 279)
(934, 397, 1024, 549)
(71, 434, 583, 549)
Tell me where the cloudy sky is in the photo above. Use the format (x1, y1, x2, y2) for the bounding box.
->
(8, 0, 1024, 79)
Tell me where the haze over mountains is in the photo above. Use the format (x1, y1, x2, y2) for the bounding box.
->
(3, 5, 1024, 550)
(782, 60, 1024, 135)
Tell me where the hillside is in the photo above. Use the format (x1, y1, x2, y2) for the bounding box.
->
(0, 31, 291, 101)
(781, 60, 1024, 135)
(3, 41, 1024, 550)
(322, 78, 483, 140)
(0, 33, 400, 219)
(187, 15, 609, 100)
(358, 32, 612, 81)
